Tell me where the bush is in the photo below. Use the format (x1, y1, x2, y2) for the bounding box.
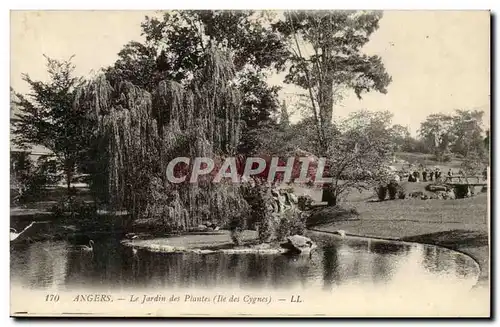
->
(230, 228, 243, 246)
(376, 185, 387, 201)
(454, 185, 471, 199)
(408, 191, 424, 198)
(240, 182, 278, 242)
(51, 196, 96, 218)
(276, 208, 305, 241)
(11, 154, 61, 204)
(257, 214, 275, 243)
(397, 184, 407, 199)
(297, 195, 313, 211)
(241, 182, 273, 231)
(387, 182, 398, 200)
(229, 214, 245, 245)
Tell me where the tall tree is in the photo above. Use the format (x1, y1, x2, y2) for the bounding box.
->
(418, 113, 455, 161)
(75, 48, 250, 231)
(419, 110, 488, 161)
(389, 124, 411, 152)
(236, 69, 281, 155)
(12, 56, 83, 192)
(451, 109, 485, 157)
(272, 10, 392, 153)
(105, 10, 287, 155)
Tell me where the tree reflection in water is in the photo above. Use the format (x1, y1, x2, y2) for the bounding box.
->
(10, 233, 480, 292)
(322, 245, 340, 290)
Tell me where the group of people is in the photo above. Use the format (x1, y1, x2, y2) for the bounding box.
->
(406, 165, 488, 183)
(403, 162, 463, 183)
(406, 167, 445, 183)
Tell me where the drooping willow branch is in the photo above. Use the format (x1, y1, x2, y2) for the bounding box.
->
(74, 47, 249, 230)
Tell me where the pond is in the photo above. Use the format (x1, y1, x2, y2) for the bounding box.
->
(10, 230, 480, 294)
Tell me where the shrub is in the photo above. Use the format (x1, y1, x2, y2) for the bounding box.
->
(229, 214, 245, 245)
(230, 229, 243, 245)
(376, 185, 387, 201)
(241, 182, 277, 242)
(11, 154, 62, 204)
(409, 191, 424, 198)
(454, 185, 471, 199)
(387, 182, 398, 200)
(397, 184, 407, 199)
(241, 182, 273, 231)
(51, 196, 96, 218)
(276, 208, 305, 241)
(257, 214, 275, 243)
(297, 195, 313, 211)
(49, 198, 96, 232)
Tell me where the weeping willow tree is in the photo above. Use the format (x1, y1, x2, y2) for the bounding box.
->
(75, 48, 249, 232)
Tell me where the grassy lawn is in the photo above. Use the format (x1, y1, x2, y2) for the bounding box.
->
(394, 151, 465, 169)
(314, 191, 489, 285)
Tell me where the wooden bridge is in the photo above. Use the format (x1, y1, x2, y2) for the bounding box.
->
(443, 175, 488, 187)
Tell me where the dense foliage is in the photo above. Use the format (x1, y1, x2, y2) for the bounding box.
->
(12, 56, 84, 191)
(272, 11, 392, 152)
(105, 11, 285, 155)
(418, 110, 488, 162)
(75, 48, 251, 231)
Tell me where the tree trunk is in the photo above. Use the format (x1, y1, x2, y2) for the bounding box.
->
(319, 76, 334, 129)
(65, 169, 72, 192)
(321, 184, 337, 206)
(317, 75, 335, 154)
(64, 158, 74, 194)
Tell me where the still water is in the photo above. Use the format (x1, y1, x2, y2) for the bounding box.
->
(10, 230, 480, 294)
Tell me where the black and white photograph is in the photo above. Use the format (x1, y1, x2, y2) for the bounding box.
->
(9, 10, 490, 317)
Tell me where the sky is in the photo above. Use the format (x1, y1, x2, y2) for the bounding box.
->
(10, 10, 491, 135)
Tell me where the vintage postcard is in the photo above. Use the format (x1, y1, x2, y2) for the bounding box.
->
(10, 10, 490, 317)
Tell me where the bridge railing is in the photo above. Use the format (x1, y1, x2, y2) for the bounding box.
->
(443, 175, 486, 185)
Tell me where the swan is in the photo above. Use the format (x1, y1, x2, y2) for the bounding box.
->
(74, 240, 94, 252)
(10, 222, 36, 242)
